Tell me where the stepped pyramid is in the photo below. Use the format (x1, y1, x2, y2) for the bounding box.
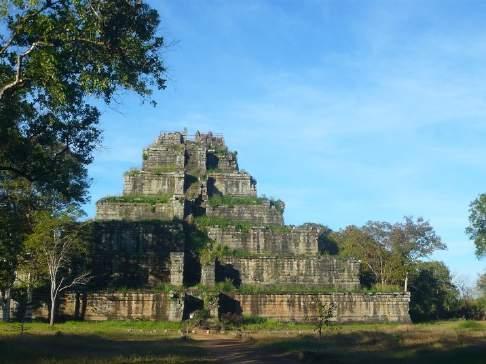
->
(87, 131, 411, 322)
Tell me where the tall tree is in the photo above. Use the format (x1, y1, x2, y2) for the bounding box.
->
(0, 0, 167, 319)
(363, 217, 445, 289)
(409, 261, 459, 322)
(25, 209, 90, 326)
(477, 272, 486, 297)
(466, 193, 486, 258)
(331, 225, 395, 288)
(1, 0, 166, 202)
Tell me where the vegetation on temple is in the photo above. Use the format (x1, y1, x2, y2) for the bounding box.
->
(205, 196, 285, 216)
(99, 194, 171, 205)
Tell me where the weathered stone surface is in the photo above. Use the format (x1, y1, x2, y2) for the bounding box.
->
(124, 171, 185, 196)
(88, 130, 411, 323)
(218, 256, 360, 290)
(232, 293, 411, 322)
(33, 293, 184, 321)
(31, 292, 409, 323)
(169, 252, 185, 286)
(185, 141, 207, 176)
(207, 226, 319, 255)
(207, 150, 238, 172)
(142, 132, 185, 172)
(207, 172, 256, 197)
(95, 199, 184, 221)
(90, 221, 184, 288)
(201, 262, 216, 286)
(206, 201, 284, 225)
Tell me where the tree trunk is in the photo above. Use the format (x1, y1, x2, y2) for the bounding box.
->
(25, 273, 32, 321)
(49, 297, 55, 326)
(50, 279, 56, 326)
(1, 288, 11, 322)
(404, 271, 409, 292)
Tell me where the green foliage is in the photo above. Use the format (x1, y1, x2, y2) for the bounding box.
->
(206, 167, 225, 173)
(99, 194, 171, 205)
(124, 168, 140, 177)
(457, 297, 486, 320)
(409, 261, 459, 322)
(199, 243, 231, 266)
(207, 195, 264, 207)
(477, 272, 486, 297)
(24, 208, 91, 325)
(207, 194, 285, 213)
(307, 300, 336, 339)
(466, 193, 486, 258)
(1, 0, 166, 204)
(194, 216, 253, 232)
(194, 216, 288, 235)
(331, 217, 445, 289)
(151, 165, 179, 174)
(0, 1, 167, 301)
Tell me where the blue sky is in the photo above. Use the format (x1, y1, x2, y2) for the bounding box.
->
(85, 0, 486, 285)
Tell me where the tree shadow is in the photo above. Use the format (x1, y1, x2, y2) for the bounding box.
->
(256, 330, 486, 364)
(0, 334, 210, 363)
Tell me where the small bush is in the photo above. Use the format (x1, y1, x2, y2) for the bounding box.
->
(124, 168, 140, 177)
(99, 194, 171, 205)
(194, 216, 253, 232)
(207, 195, 264, 208)
(151, 165, 179, 174)
(458, 298, 486, 320)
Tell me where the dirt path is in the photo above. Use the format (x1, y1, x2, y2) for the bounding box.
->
(193, 335, 298, 364)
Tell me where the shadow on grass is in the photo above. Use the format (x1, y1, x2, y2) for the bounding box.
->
(0, 334, 212, 364)
(257, 330, 486, 364)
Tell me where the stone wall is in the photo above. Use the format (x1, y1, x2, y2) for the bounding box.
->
(32, 292, 184, 321)
(169, 252, 185, 286)
(123, 171, 185, 196)
(185, 141, 207, 176)
(218, 256, 360, 290)
(232, 293, 411, 322)
(30, 292, 410, 323)
(95, 199, 184, 221)
(207, 226, 319, 255)
(207, 150, 238, 172)
(90, 221, 184, 288)
(206, 202, 284, 225)
(142, 133, 185, 171)
(201, 262, 216, 286)
(207, 172, 256, 197)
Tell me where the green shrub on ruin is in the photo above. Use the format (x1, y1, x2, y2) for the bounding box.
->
(98, 194, 171, 205)
(193, 216, 254, 232)
(237, 284, 340, 294)
(152, 165, 179, 174)
(207, 195, 265, 207)
(207, 195, 285, 214)
(124, 168, 141, 177)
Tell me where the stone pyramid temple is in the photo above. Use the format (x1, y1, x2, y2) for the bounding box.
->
(44, 131, 411, 322)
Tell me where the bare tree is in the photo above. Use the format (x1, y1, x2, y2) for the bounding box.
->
(25, 210, 90, 326)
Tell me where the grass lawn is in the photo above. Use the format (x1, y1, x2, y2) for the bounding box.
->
(0, 321, 209, 364)
(0, 320, 485, 363)
(252, 320, 486, 363)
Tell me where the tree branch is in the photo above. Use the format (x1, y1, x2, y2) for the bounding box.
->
(0, 0, 61, 55)
(0, 41, 52, 100)
(58, 272, 91, 292)
(0, 166, 34, 182)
